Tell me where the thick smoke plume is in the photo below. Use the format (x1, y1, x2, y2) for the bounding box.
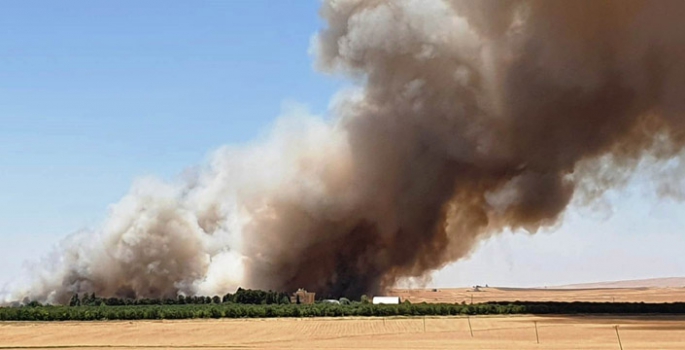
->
(4, 0, 685, 304)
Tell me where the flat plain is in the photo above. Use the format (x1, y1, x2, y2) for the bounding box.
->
(2, 315, 685, 349)
(391, 285, 685, 304)
(3, 286, 685, 350)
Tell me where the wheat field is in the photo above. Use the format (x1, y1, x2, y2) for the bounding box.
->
(391, 286, 685, 304)
(2, 315, 685, 349)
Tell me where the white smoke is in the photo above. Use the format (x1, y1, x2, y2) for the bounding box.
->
(3, 102, 352, 304)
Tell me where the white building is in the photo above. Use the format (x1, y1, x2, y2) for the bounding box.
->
(372, 296, 400, 305)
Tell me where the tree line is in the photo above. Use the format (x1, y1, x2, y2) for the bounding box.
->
(0, 302, 521, 321)
(67, 288, 291, 307)
(2, 301, 685, 321)
(487, 301, 685, 314)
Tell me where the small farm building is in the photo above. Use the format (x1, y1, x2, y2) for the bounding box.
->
(372, 296, 400, 305)
(290, 288, 316, 304)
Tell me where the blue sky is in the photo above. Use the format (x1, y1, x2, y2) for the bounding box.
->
(2, 1, 684, 289)
(0, 0, 338, 277)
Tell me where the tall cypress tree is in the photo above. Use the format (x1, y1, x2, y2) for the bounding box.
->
(69, 294, 80, 307)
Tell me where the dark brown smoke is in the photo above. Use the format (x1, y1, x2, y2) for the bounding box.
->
(246, 0, 685, 298)
(5, 0, 685, 304)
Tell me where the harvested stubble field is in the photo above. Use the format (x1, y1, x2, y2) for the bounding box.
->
(2, 315, 685, 349)
(391, 286, 685, 304)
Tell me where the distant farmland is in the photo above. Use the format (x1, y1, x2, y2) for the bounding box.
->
(391, 286, 685, 304)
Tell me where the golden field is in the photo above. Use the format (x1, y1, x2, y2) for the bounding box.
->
(2, 315, 685, 349)
(391, 285, 685, 304)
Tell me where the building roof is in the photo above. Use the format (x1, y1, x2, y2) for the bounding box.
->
(372, 296, 400, 304)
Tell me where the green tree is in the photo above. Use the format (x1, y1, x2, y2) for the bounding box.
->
(26, 301, 42, 308)
(222, 293, 233, 303)
(69, 294, 80, 307)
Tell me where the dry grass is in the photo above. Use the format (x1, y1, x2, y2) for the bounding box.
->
(390, 286, 685, 303)
(2, 315, 685, 349)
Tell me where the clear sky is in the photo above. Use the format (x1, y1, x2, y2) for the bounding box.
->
(2, 1, 684, 290)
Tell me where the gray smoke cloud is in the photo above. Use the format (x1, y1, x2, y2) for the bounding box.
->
(4, 0, 685, 304)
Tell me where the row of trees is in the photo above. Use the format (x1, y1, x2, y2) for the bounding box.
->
(68, 288, 291, 307)
(487, 301, 685, 314)
(2, 302, 685, 321)
(0, 302, 520, 321)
